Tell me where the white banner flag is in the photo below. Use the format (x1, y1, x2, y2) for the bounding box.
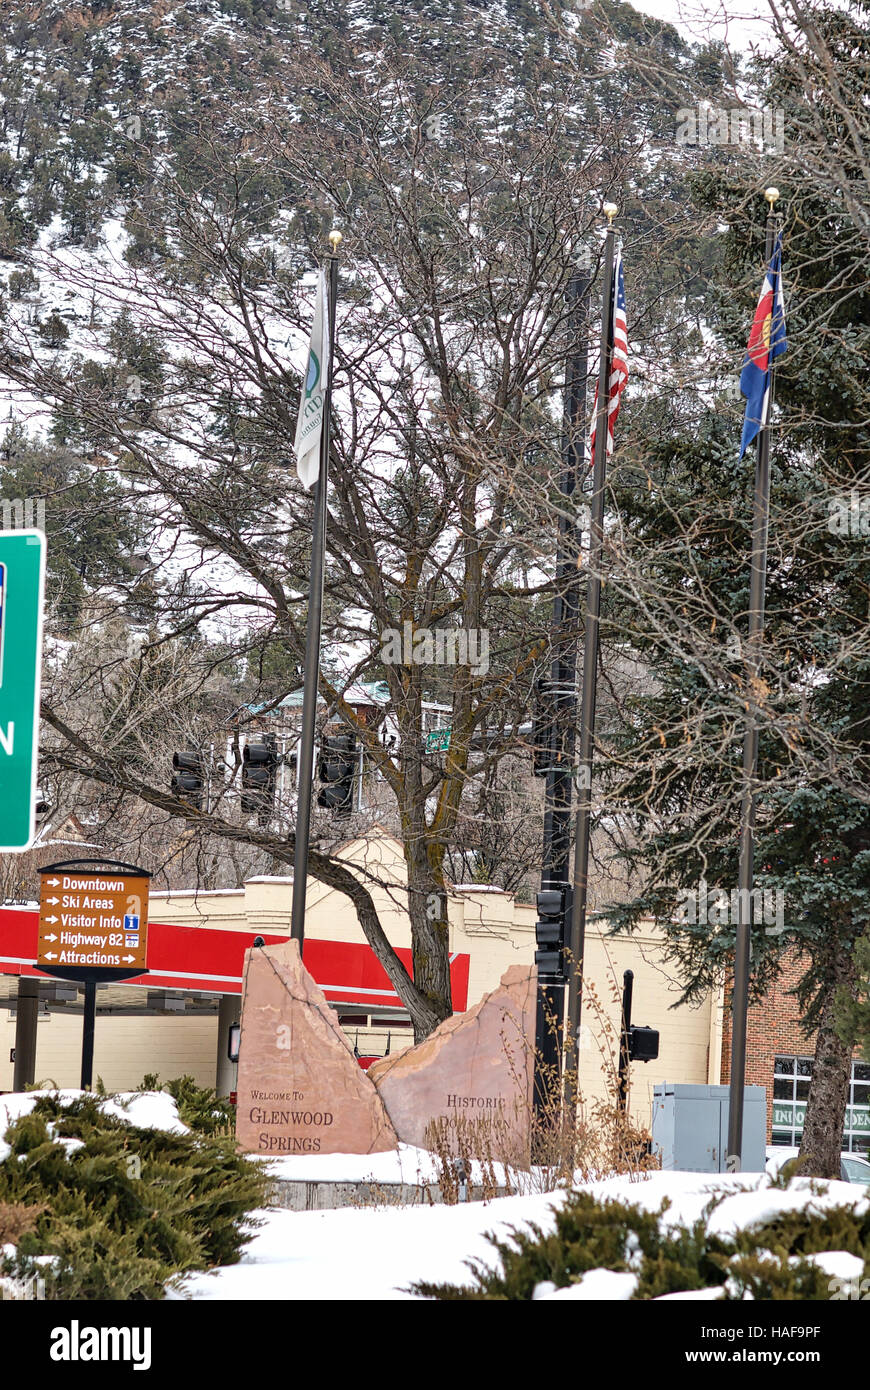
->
(293, 270, 330, 489)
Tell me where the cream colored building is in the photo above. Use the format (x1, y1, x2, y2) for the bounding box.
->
(0, 831, 723, 1128)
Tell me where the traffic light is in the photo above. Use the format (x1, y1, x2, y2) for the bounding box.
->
(171, 751, 204, 810)
(628, 1025, 660, 1063)
(532, 676, 577, 777)
(531, 678, 553, 777)
(317, 734, 357, 815)
(241, 738, 278, 815)
(534, 884, 567, 977)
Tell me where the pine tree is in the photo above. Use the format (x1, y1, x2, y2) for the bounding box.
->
(605, 4, 870, 1178)
(0, 428, 141, 632)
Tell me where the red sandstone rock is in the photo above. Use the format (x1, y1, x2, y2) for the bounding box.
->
(235, 939, 398, 1156)
(368, 964, 536, 1163)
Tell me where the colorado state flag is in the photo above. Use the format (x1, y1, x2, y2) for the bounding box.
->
(739, 232, 787, 458)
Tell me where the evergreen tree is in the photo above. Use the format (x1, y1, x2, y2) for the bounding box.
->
(605, 4, 870, 1177)
(0, 426, 142, 632)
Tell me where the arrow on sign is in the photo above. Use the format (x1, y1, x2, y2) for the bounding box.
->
(43, 933, 57, 942)
(123, 954, 136, 963)
(46, 896, 59, 904)
(44, 915, 58, 923)
(46, 878, 59, 886)
(43, 952, 57, 961)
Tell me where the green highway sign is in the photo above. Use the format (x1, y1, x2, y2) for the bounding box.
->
(425, 727, 452, 753)
(0, 530, 46, 852)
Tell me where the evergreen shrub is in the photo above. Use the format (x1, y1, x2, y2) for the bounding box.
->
(412, 1187, 870, 1300)
(0, 1086, 267, 1300)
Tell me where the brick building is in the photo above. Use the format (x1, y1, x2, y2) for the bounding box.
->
(719, 948, 870, 1154)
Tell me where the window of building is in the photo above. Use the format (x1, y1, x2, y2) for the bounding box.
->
(772, 1055, 870, 1154)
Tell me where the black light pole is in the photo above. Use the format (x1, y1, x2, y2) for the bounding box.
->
(291, 233, 341, 949)
(564, 203, 619, 1115)
(12, 978, 39, 1090)
(81, 981, 97, 1089)
(533, 260, 591, 1128)
(616, 969, 634, 1113)
(727, 189, 781, 1169)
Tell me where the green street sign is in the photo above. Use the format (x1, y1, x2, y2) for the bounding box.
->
(425, 727, 451, 753)
(0, 530, 46, 852)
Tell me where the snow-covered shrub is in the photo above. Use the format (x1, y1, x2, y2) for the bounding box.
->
(137, 1074, 236, 1137)
(0, 1091, 267, 1300)
(412, 1187, 870, 1300)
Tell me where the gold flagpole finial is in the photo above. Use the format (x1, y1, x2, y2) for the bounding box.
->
(764, 187, 780, 210)
(328, 229, 343, 252)
(603, 202, 618, 225)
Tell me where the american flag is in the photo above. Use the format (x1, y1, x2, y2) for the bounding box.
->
(589, 247, 628, 458)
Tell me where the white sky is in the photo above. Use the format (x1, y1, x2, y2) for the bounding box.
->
(631, 0, 779, 54)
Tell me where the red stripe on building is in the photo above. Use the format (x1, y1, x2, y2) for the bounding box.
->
(0, 906, 470, 1011)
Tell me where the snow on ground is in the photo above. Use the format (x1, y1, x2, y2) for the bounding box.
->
(705, 1180, 868, 1240)
(253, 1143, 523, 1190)
(3, 1092, 867, 1300)
(580, 1168, 869, 1237)
(170, 1189, 568, 1302)
(171, 1167, 870, 1302)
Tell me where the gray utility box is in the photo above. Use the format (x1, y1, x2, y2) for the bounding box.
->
(652, 1083, 767, 1173)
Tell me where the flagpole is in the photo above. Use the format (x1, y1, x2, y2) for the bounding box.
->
(291, 231, 342, 949)
(726, 188, 780, 1168)
(563, 203, 618, 1117)
(532, 257, 591, 1137)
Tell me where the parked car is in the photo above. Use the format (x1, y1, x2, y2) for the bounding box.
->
(766, 1145, 870, 1185)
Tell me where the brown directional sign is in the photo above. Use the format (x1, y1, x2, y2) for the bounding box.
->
(37, 868, 150, 973)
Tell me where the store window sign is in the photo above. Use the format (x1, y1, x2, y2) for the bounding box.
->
(774, 1101, 870, 1133)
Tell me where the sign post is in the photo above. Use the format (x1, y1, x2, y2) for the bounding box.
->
(0, 529, 46, 852)
(35, 859, 151, 1088)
